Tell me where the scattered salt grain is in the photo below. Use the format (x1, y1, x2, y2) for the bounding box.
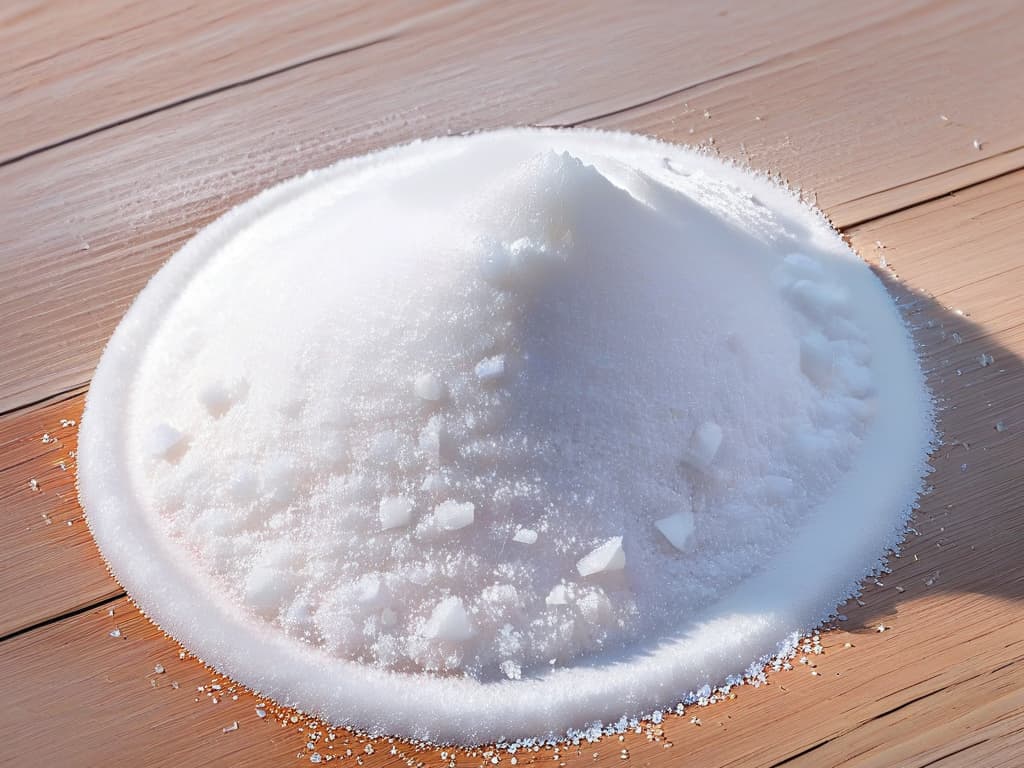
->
(654, 510, 695, 551)
(513, 528, 538, 544)
(222, 721, 238, 733)
(154, 664, 165, 674)
(434, 500, 475, 530)
(474, 355, 506, 383)
(576, 537, 626, 577)
(414, 373, 445, 402)
(681, 421, 723, 470)
(379, 496, 414, 530)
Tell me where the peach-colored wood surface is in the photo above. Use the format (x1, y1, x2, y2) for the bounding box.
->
(4, 0, 1024, 414)
(1, 2, 1022, 767)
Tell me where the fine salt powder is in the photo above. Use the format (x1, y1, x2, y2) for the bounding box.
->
(78, 128, 933, 744)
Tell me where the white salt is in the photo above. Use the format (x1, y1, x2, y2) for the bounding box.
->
(577, 537, 626, 577)
(682, 421, 723, 470)
(148, 423, 188, 462)
(654, 512, 695, 552)
(475, 355, 506, 383)
(423, 596, 474, 642)
(379, 496, 414, 530)
(414, 373, 445, 402)
(513, 528, 538, 544)
(545, 584, 571, 606)
(78, 128, 933, 745)
(434, 500, 475, 530)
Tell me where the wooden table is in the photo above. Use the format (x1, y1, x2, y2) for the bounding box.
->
(2, 2, 1022, 766)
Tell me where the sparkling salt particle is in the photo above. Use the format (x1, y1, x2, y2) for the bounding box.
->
(682, 421, 723, 470)
(434, 500, 475, 530)
(148, 423, 188, 462)
(654, 511, 695, 552)
(423, 597, 474, 642)
(475, 355, 507, 383)
(414, 373, 445, 402)
(380, 496, 415, 530)
(576, 537, 626, 577)
(513, 528, 538, 544)
(198, 382, 235, 417)
(545, 584, 571, 606)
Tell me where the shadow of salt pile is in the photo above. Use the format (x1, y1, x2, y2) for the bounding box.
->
(822, 265, 1024, 635)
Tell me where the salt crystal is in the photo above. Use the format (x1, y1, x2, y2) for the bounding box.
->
(654, 511, 695, 552)
(76, 128, 933, 745)
(379, 496, 414, 530)
(475, 355, 506, 384)
(414, 373, 445, 402)
(682, 421, 723, 470)
(154, 664, 165, 674)
(198, 383, 233, 417)
(512, 528, 538, 544)
(223, 721, 238, 733)
(545, 584, 571, 606)
(423, 597, 474, 641)
(434, 500, 475, 530)
(577, 537, 626, 577)
(148, 423, 188, 462)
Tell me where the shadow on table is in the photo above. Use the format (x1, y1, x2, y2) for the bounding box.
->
(826, 266, 1024, 635)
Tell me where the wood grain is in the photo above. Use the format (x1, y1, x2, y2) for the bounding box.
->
(0, 0, 458, 164)
(3, 0, 1024, 414)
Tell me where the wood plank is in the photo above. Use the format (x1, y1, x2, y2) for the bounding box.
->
(583, 1, 1024, 227)
(0, 0, 458, 164)
(1, 169, 1022, 765)
(0, 389, 119, 639)
(4, 0, 1024, 414)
